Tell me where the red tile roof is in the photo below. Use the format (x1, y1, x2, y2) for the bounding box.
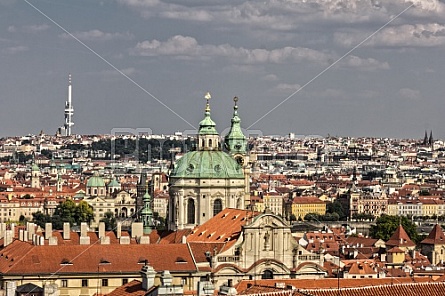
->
(386, 225, 415, 248)
(235, 277, 434, 294)
(104, 280, 146, 296)
(186, 208, 257, 252)
(0, 240, 197, 275)
(421, 224, 445, 245)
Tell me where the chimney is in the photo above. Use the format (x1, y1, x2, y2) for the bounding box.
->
(131, 222, 143, 239)
(19, 229, 24, 241)
(120, 236, 130, 244)
(140, 263, 156, 291)
(4, 230, 13, 247)
(98, 222, 105, 239)
(48, 236, 58, 246)
(79, 223, 90, 245)
(116, 222, 122, 239)
(5, 281, 16, 296)
(139, 236, 150, 244)
(0, 222, 6, 239)
(80, 222, 88, 237)
(10, 223, 15, 237)
(27, 222, 35, 241)
(44, 283, 58, 296)
(63, 222, 70, 240)
(45, 223, 52, 240)
(161, 270, 173, 286)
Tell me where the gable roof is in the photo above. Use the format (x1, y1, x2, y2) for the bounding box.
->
(105, 280, 146, 296)
(0, 240, 197, 275)
(186, 208, 257, 252)
(386, 225, 415, 248)
(421, 224, 445, 245)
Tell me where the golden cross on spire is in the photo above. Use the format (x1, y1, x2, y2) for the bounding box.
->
(204, 92, 211, 112)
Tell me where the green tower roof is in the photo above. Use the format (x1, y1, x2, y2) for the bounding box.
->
(198, 92, 218, 135)
(224, 97, 246, 153)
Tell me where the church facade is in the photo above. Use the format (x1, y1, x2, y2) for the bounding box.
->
(168, 94, 249, 231)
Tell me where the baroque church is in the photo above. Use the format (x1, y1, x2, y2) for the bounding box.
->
(168, 94, 250, 231)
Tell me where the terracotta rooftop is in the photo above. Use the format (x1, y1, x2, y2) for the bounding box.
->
(386, 225, 416, 248)
(0, 240, 197, 275)
(236, 277, 436, 294)
(295, 282, 445, 296)
(186, 208, 257, 252)
(421, 224, 445, 245)
(103, 280, 146, 296)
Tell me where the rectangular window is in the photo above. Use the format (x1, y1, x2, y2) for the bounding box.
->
(122, 279, 128, 285)
(61, 280, 68, 288)
(102, 279, 108, 287)
(81, 279, 88, 287)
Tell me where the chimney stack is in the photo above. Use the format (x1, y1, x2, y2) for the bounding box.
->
(116, 222, 122, 239)
(45, 223, 52, 240)
(63, 222, 70, 240)
(79, 222, 90, 245)
(140, 263, 156, 291)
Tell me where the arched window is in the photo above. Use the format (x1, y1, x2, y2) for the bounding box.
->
(213, 199, 222, 216)
(262, 270, 274, 279)
(208, 139, 213, 148)
(187, 199, 195, 224)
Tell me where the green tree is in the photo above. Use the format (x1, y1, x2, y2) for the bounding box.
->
(304, 213, 321, 221)
(54, 200, 77, 225)
(75, 201, 94, 224)
(326, 201, 346, 220)
(100, 211, 116, 231)
(54, 200, 94, 227)
(32, 211, 52, 228)
(369, 215, 419, 243)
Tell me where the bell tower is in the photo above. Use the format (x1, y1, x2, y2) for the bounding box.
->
(224, 97, 250, 208)
(198, 92, 220, 151)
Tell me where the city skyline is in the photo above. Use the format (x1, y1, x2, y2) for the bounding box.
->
(0, 0, 444, 138)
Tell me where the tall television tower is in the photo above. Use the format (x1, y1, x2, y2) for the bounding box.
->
(64, 74, 74, 136)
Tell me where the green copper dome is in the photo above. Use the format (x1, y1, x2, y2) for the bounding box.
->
(108, 178, 120, 188)
(87, 172, 106, 187)
(170, 151, 244, 179)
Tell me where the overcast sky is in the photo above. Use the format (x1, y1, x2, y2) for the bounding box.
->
(1, 0, 444, 139)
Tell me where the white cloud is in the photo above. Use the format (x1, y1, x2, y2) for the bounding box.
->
(117, 0, 159, 7)
(24, 24, 50, 33)
(263, 74, 279, 81)
(132, 35, 332, 64)
(100, 67, 137, 77)
(7, 24, 49, 33)
(132, 35, 390, 72)
(341, 55, 390, 71)
(273, 83, 302, 93)
(118, 0, 445, 29)
(59, 30, 134, 41)
(398, 87, 421, 100)
(335, 23, 445, 48)
(160, 10, 213, 21)
(2, 45, 28, 54)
